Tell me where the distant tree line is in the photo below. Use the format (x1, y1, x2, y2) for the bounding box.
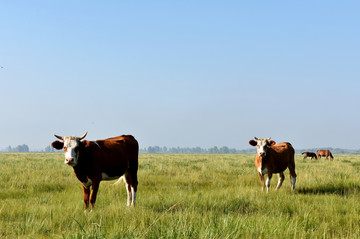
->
(140, 146, 360, 154)
(1, 144, 56, 152)
(4, 144, 30, 152)
(1, 144, 360, 154)
(140, 146, 255, 154)
(44, 145, 56, 153)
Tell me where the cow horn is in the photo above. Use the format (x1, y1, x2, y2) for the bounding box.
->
(54, 134, 64, 140)
(79, 132, 88, 140)
(267, 137, 271, 141)
(254, 137, 258, 140)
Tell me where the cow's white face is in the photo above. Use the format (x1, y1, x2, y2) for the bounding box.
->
(51, 132, 88, 167)
(63, 137, 81, 166)
(249, 137, 274, 158)
(256, 138, 269, 157)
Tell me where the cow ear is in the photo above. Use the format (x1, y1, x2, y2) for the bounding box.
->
(51, 141, 64, 150)
(268, 140, 276, 146)
(249, 140, 257, 146)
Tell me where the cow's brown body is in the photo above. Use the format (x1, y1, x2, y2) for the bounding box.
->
(302, 152, 317, 160)
(317, 149, 333, 160)
(249, 138, 296, 192)
(52, 134, 138, 210)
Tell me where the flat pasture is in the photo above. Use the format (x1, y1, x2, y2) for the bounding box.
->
(0, 153, 359, 238)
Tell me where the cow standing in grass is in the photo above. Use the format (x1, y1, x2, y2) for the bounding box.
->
(317, 150, 334, 161)
(302, 152, 317, 160)
(249, 137, 296, 192)
(51, 132, 138, 210)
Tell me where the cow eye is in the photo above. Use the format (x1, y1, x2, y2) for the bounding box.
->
(63, 146, 67, 152)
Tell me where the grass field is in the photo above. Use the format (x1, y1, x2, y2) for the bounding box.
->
(0, 153, 359, 238)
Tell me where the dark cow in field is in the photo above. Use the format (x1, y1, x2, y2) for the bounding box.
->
(249, 137, 296, 192)
(51, 132, 138, 210)
(302, 152, 317, 160)
(317, 149, 334, 161)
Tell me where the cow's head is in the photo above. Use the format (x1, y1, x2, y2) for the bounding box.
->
(249, 137, 276, 158)
(51, 132, 88, 166)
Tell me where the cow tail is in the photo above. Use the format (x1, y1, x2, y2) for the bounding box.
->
(112, 175, 125, 186)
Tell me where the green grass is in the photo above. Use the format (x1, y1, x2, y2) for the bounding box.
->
(0, 153, 360, 238)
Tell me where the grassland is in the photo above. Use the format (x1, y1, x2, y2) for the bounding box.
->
(0, 153, 359, 238)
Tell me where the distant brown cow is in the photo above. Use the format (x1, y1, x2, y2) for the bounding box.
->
(317, 150, 334, 160)
(302, 152, 317, 160)
(51, 132, 139, 210)
(249, 137, 296, 192)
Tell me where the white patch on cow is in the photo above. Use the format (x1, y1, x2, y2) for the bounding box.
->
(258, 167, 268, 175)
(126, 183, 131, 206)
(265, 178, 271, 187)
(276, 177, 283, 190)
(112, 175, 125, 185)
(265, 178, 271, 192)
(101, 173, 120, 181)
(82, 177, 92, 188)
(131, 186, 136, 206)
(64, 150, 73, 162)
(63, 137, 80, 165)
(258, 146, 265, 156)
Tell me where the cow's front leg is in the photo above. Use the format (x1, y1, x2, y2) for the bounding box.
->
(90, 181, 100, 210)
(266, 173, 273, 192)
(82, 185, 90, 210)
(257, 172, 265, 191)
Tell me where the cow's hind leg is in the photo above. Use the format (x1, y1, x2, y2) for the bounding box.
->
(288, 158, 297, 191)
(127, 170, 138, 206)
(131, 175, 138, 206)
(123, 171, 138, 206)
(276, 172, 285, 190)
(289, 169, 296, 190)
(121, 173, 132, 206)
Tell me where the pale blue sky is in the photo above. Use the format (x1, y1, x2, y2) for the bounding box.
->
(1, 1, 359, 150)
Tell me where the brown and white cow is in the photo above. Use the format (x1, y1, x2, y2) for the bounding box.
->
(249, 137, 296, 192)
(317, 149, 334, 161)
(51, 132, 138, 210)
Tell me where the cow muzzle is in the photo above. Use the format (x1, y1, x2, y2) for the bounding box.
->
(65, 158, 76, 165)
(258, 152, 266, 157)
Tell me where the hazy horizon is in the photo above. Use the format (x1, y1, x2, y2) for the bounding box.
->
(2, 142, 360, 153)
